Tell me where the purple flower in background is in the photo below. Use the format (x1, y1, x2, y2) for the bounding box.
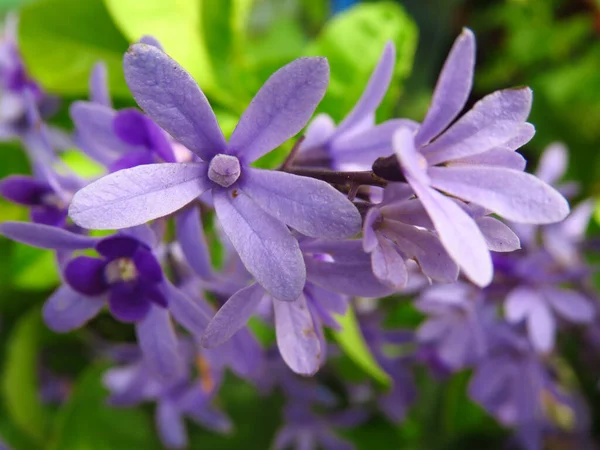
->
(203, 239, 392, 375)
(363, 183, 458, 288)
(297, 41, 415, 171)
(0, 221, 213, 379)
(68, 43, 361, 302)
(104, 342, 232, 449)
(391, 29, 568, 287)
(415, 282, 492, 371)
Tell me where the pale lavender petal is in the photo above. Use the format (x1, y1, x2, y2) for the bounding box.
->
(123, 44, 226, 160)
(428, 166, 570, 224)
(379, 200, 434, 229)
(273, 294, 321, 375)
(450, 148, 527, 171)
(381, 221, 459, 283)
(243, 168, 361, 239)
(543, 287, 595, 324)
(161, 281, 211, 339)
(135, 305, 183, 379)
(371, 235, 408, 288)
(335, 42, 395, 135)
(416, 317, 452, 342)
(0, 221, 97, 250)
(505, 286, 539, 323)
(138, 35, 164, 50)
(362, 208, 380, 252)
(560, 198, 593, 240)
(43, 286, 104, 332)
(406, 174, 492, 287)
(422, 88, 533, 165)
(415, 29, 475, 147)
(381, 183, 414, 204)
(188, 404, 233, 434)
(394, 127, 429, 185)
(156, 401, 187, 449)
(535, 143, 567, 185)
(213, 189, 305, 301)
(300, 113, 336, 151)
(437, 325, 470, 369)
(89, 62, 111, 107)
(527, 301, 555, 353)
(69, 163, 210, 229)
(175, 206, 214, 280)
(229, 57, 329, 163)
(202, 283, 266, 348)
(475, 216, 520, 252)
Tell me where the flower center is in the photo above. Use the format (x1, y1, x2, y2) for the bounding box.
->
(105, 258, 138, 284)
(208, 154, 241, 187)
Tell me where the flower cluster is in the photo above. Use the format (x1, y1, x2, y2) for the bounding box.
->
(0, 21, 597, 450)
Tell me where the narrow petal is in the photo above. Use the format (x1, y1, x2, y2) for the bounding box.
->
(450, 148, 527, 171)
(89, 62, 111, 107)
(43, 285, 104, 332)
(527, 302, 555, 353)
(69, 163, 210, 230)
(428, 166, 570, 224)
(505, 286, 539, 323)
(123, 44, 226, 160)
(273, 294, 321, 375)
(135, 305, 183, 380)
(175, 206, 214, 280)
(202, 283, 266, 348)
(299, 113, 335, 155)
(535, 143, 567, 185)
(0, 221, 97, 250)
(0, 175, 51, 205)
(335, 42, 395, 135)
(156, 401, 187, 449)
(543, 288, 595, 324)
(371, 235, 408, 289)
(406, 176, 492, 286)
(362, 208, 381, 252)
(229, 57, 329, 163)
(476, 216, 520, 252)
(415, 29, 475, 147)
(243, 168, 361, 239)
(161, 281, 211, 339)
(213, 189, 305, 301)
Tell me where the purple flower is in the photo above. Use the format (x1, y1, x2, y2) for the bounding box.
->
(390, 29, 568, 287)
(68, 44, 361, 302)
(202, 239, 392, 375)
(297, 42, 415, 171)
(363, 183, 458, 288)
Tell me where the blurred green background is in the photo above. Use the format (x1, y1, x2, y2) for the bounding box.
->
(0, 0, 599, 448)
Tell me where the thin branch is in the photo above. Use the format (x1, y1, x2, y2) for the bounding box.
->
(280, 135, 305, 171)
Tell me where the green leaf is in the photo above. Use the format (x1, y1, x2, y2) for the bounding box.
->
(12, 244, 59, 291)
(19, 0, 130, 97)
(50, 364, 160, 450)
(333, 306, 392, 388)
(2, 309, 49, 443)
(60, 150, 106, 178)
(104, 0, 215, 93)
(306, 2, 418, 122)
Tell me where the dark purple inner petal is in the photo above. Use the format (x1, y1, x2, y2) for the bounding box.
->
(109, 151, 155, 172)
(145, 120, 176, 162)
(143, 283, 168, 308)
(133, 247, 163, 283)
(64, 256, 108, 296)
(113, 109, 151, 147)
(30, 206, 67, 227)
(0, 175, 51, 205)
(96, 235, 142, 259)
(108, 282, 152, 322)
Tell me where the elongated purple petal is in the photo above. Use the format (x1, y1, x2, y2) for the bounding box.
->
(543, 288, 595, 324)
(335, 42, 395, 135)
(109, 151, 155, 172)
(450, 148, 527, 171)
(394, 128, 429, 186)
(175, 206, 214, 280)
(0, 221, 97, 250)
(535, 143, 567, 185)
(112, 108, 153, 148)
(123, 44, 226, 160)
(89, 62, 111, 107)
(43, 285, 105, 332)
(161, 281, 211, 339)
(371, 235, 408, 288)
(505, 286, 538, 323)
(213, 189, 305, 301)
(273, 294, 321, 375)
(0, 175, 50, 205)
(406, 176, 492, 287)
(428, 166, 570, 224)
(69, 163, 210, 229)
(229, 57, 329, 163)
(422, 88, 533, 165)
(202, 283, 266, 348)
(476, 216, 520, 252)
(300, 113, 336, 155)
(362, 208, 381, 252)
(415, 29, 475, 147)
(135, 305, 183, 380)
(156, 401, 187, 449)
(243, 168, 361, 239)
(527, 301, 555, 353)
